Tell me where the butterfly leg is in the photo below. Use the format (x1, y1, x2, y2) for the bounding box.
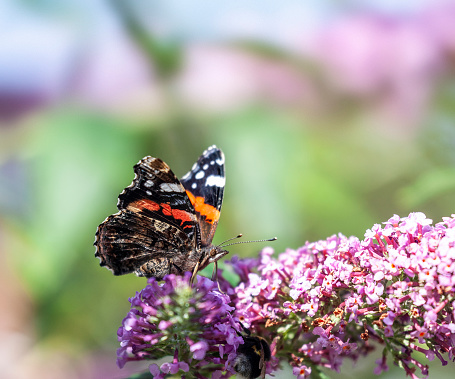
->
(135, 257, 172, 280)
(190, 261, 200, 284)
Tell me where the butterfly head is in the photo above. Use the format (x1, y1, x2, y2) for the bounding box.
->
(190, 245, 229, 284)
(200, 245, 229, 269)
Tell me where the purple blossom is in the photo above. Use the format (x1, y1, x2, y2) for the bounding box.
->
(190, 341, 209, 360)
(116, 272, 244, 378)
(293, 364, 312, 378)
(374, 355, 388, 375)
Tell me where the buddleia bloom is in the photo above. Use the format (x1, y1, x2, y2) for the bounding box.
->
(229, 212, 455, 379)
(117, 272, 244, 378)
(117, 212, 455, 379)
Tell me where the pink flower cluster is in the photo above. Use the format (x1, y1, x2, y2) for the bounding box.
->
(229, 212, 455, 378)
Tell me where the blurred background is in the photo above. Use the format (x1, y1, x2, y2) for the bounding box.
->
(1, 0, 455, 378)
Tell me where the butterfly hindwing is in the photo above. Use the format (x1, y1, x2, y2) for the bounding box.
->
(95, 210, 195, 277)
(180, 145, 225, 246)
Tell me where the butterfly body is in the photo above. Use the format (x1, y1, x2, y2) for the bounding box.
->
(94, 145, 228, 280)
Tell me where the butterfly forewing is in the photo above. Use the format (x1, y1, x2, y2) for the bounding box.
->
(118, 156, 199, 243)
(180, 145, 225, 246)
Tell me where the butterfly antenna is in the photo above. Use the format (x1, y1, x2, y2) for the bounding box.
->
(217, 234, 243, 247)
(220, 236, 277, 248)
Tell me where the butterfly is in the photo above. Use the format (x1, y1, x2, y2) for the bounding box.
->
(94, 145, 229, 281)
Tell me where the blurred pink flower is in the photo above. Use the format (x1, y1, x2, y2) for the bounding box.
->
(423, 2, 455, 59)
(176, 44, 258, 111)
(315, 16, 438, 96)
(176, 44, 318, 112)
(311, 4, 455, 123)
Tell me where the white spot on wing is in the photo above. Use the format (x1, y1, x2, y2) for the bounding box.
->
(146, 190, 152, 196)
(160, 183, 184, 192)
(215, 155, 225, 165)
(203, 164, 208, 170)
(181, 172, 190, 180)
(204, 145, 217, 158)
(144, 180, 154, 187)
(206, 175, 225, 187)
(192, 183, 197, 189)
(195, 171, 205, 180)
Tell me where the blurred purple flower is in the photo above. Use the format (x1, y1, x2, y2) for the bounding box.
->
(0, 2, 159, 121)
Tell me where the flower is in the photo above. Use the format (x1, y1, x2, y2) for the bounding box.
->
(293, 364, 312, 378)
(116, 212, 455, 379)
(228, 212, 455, 378)
(116, 272, 244, 378)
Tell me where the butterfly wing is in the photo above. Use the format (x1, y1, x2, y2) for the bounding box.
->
(118, 156, 199, 241)
(180, 145, 225, 247)
(95, 210, 197, 277)
(94, 156, 201, 278)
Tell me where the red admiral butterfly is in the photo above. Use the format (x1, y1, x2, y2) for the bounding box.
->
(94, 145, 229, 280)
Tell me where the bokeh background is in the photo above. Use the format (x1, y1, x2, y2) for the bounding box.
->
(1, 0, 455, 378)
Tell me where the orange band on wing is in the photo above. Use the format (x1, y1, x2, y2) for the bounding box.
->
(186, 190, 220, 224)
(171, 208, 196, 226)
(129, 199, 160, 212)
(160, 203, 195, 226)
(129, 199, 195, 229)
(161, 203, 172, 216)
